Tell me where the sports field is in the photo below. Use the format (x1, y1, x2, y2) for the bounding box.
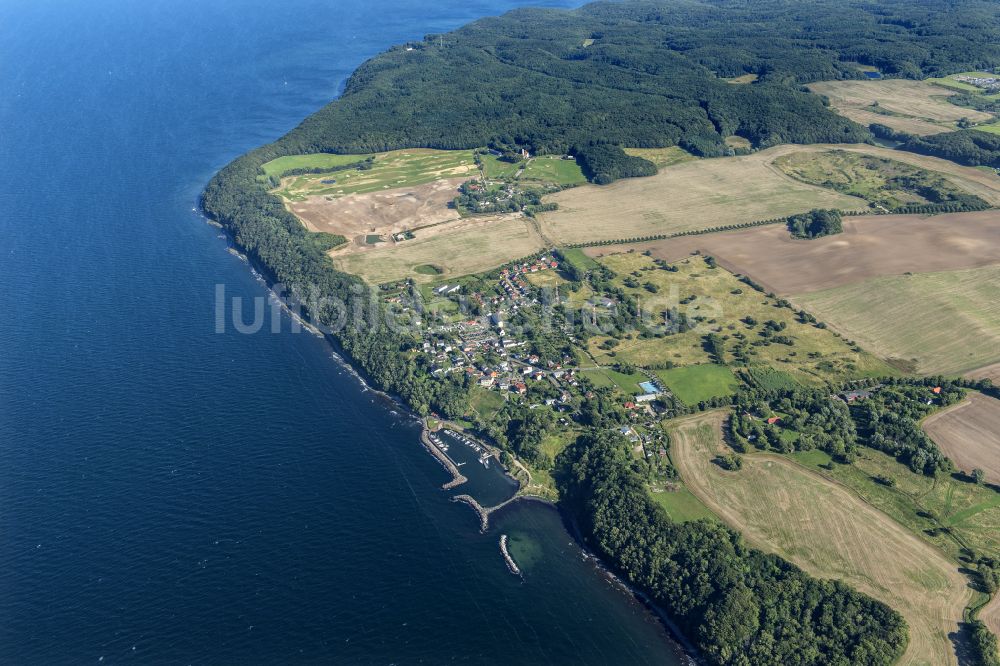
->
(796, 265, 1000, 375)
(668, 412, 972, 666)
(808, 79, 992, 135)
(333, 215, 545, 284)
(923, 393, 1000, 484)
(654, 364, 739, 405)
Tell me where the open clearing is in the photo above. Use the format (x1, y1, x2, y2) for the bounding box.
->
(537, 146, 866, 244)
(796, 265, 1000, 375)
(289, 178, 463, 239)
(773, 149, 987, 210)
(669, 411, 972, 666)
(539, 143, 1000, 245)
(808, 79, 992, 135)
(261, 153, 372, 180)
(623, 146, 696, 168)
(923, 393, 1000, 484)
(271, 148, 477, 201)
(586, 253, 892, 385)
(976, 121, 1000, 135)
(588, 210, 1000, 295)
(333, 215, 545, 284)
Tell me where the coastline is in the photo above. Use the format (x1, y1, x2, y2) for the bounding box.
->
(204, 198, 700, 666)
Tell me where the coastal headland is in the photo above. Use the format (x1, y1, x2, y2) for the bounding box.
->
(203, 1, 1000, 663)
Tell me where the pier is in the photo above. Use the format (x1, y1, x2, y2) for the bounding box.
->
(420, 428, 467, 490)
(451, 493, 523, 532)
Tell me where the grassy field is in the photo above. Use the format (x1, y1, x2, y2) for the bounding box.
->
(975, 120, 1000, 135)
(334, 215, 546, 284)
(742, 366, 800, 390)
(585, 253, 894, 385)
(773, 149, 982, 210)
(469, 385, 506, 420)
(647, 483, 716, 522)
(537, 146, 864, 245)
(580, 367, 648, 394)
(796, 265, 1000, 375)
(789, 443, 1000, 577)
(556, 247, 600, 272)
(261, 153, 372, 179)
(623, 146, 697, 169)
(519, 156, 587, 185)
(923, 393, 1000, 484)
(807, 79, 992, 136)
(655, 364, 739, 405)
(668, 411, 973, 666)
(272, 148, 477, 201)
(479, 153, 522, 179)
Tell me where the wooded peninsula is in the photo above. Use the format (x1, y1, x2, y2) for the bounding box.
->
(203, 1, 1000, 663)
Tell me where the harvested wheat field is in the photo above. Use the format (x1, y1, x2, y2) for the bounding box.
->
(967, 362, 1000, 386)
(587, 210, 1000, 295)
(795, 265, 1000, 375)
(540, 143, 1000, 245)
(537, 147, 865, 244)
(808, 79, 992, 135)
(668, 411, 972, 666)
(923, 393, 1000, 484)
(333, 215, 545, 284)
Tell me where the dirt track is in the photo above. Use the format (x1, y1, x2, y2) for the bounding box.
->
(588, 210, 1000, 296)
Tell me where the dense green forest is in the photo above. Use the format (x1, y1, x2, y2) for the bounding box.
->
(558, 430, 908, 665)
(901, 130, 1000, 168)
(286, 0, 1000, 158)
(871, 125, 1000, 168)
(202, 1, 1000, 661)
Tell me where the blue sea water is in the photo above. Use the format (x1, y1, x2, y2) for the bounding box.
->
(0, 0, 684, 663)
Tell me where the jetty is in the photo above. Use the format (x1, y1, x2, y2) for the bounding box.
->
(499, 534, 521, 577)
(452, 493, 523, 532)
(420, 427, 467, 490)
